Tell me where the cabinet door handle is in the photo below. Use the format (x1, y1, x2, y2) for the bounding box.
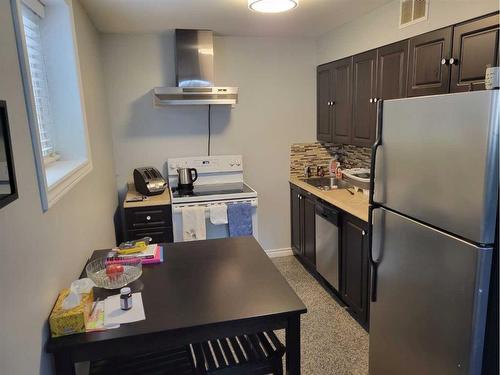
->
(441, 58, 449, 66)
(449, 57, 458, 65)
(362, 230, 366, 236)
(369, 98, 373, 103)
(146, 215, 151, 221)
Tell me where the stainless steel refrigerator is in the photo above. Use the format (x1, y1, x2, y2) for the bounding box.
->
(369, 90, 498, 375)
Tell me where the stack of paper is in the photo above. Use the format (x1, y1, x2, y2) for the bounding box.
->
(86, 293, 146, 332)
(103, 293, 145, 328)
(107, 245, 164, 265)
(119, 244, 158, 259)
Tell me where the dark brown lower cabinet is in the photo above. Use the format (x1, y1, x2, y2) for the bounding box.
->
(290, 184, 371, 328)
(290, 185, 316, 269)
(303, 194, 316, 266)
(290, 185, 302, 254)
(341, 213, 370, 327)
(124, 205, 173, 244)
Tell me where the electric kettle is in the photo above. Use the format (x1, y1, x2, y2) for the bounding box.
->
(177, 168, 198, 191)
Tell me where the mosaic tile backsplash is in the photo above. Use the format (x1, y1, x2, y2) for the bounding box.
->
(290, 142, 371, 178)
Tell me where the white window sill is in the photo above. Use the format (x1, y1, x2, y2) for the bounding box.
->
(44, 159, 92, 209)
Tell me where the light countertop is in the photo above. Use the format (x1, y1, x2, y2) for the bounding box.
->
(289, 177, 369, 222)
(123, 183, 171, 209)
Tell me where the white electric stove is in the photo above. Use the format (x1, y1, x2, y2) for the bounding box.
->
(167, 155, 258, 242)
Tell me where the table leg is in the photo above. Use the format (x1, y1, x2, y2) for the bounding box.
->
(53, 353, 76, 375)
(286, 314, 301, 375)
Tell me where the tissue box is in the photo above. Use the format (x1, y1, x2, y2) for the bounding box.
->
(49, 288, 94, 337)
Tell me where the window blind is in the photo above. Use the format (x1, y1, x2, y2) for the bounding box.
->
(22, 6, 55, 158)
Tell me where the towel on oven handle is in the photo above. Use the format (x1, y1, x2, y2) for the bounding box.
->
(227, 202, 253, 237)
(209, 204, 228, 225)
(182, 206, 206, 241)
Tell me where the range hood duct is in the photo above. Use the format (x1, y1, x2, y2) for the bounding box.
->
(153, 29, 238, 106)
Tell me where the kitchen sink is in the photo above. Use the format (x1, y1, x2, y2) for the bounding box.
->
(301, 177, 353, 191)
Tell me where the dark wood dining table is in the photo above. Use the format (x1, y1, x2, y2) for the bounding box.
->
(46, 236, 307, 374)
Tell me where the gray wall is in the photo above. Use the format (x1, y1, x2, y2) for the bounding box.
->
(101, 33, 316, 251)
(0, 1, 117, 373)
(317, 0, 499, 64)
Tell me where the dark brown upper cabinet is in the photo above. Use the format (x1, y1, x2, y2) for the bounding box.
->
(352, 50, 378, 147)
(407, 27, 453, 97)
(377, 40, 409, 100)
(317, 64, 333, 142)
(450, 13, 499, 92)
(317, 12, 498, 145)
(331, 57, 353, 144)
(316, 58, 352, 144)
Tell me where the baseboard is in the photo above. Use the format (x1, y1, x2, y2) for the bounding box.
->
(265, 247, 294, 258)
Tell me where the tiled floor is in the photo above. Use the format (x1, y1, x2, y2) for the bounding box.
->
(272, 256, 369, 375)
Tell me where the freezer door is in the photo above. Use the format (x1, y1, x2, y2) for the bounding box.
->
(373, 90, 498, 244)
(369, 208, 492, 375)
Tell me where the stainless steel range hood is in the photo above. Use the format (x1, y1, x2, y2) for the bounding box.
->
(153, 30, 238, 106)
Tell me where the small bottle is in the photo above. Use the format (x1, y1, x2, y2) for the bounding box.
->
(336, 166, 342, 179)
(120, 287, 133, 311)
(329, 159, 338, 176)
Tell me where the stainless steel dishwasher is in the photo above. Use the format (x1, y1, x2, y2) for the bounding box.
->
(315, 202, 340, 291)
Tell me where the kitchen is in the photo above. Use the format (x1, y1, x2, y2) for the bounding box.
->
(0, 0, 498, 374)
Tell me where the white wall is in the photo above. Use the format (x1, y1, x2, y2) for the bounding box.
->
(0, 1, 117, 374)
(101, 33, 316, 252)
(317, 0, 499, 64)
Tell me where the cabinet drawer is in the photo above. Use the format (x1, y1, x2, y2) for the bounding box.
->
(127, 227, 173, 244)
(125, 206, 172, 230)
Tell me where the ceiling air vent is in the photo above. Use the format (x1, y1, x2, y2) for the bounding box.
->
(400, 0, 428, 28)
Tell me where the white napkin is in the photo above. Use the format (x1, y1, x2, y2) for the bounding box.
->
(182, 206, 206, 241)
(62, 278, 95, 310)
(209, 204, 228, 225)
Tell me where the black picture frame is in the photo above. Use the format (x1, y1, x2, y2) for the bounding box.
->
(0, 100, 18, 209)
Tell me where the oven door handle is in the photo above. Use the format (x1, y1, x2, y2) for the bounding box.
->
(172, 198, 258, 214)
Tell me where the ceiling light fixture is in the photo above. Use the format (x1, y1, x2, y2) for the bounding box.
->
(248, 0, 298, 13)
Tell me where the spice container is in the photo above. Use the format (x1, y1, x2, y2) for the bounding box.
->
(120, 287, 132, 311)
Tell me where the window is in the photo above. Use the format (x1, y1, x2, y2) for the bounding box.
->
(12, 0, 92, 211)
(22, 7, 56, 160)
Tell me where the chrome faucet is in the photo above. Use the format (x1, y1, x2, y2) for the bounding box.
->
(304, 166, 312, 178)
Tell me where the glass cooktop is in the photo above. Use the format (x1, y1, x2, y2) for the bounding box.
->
(172, 183, 255, 198)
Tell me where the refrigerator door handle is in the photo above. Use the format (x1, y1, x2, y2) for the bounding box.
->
(369, 100, 384, 205)
(368, 204, 382, 302)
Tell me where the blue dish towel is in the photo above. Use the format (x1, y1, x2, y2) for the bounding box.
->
(227, 202, 253, 237)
